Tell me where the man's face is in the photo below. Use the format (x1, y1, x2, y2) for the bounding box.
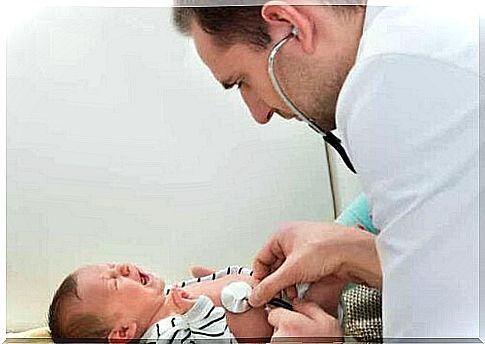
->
(192, 23, 288, 125)
(191, 20, 348, 131)
(72, 263, 166, 329)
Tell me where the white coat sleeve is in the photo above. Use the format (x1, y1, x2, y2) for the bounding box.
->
(338, 53, 479, 338)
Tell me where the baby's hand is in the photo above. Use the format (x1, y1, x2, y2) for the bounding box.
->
(190, 266, 216, 278)
(170, 287, 197, 314)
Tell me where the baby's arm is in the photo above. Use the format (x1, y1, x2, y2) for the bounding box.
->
(183, 274, 273, 340)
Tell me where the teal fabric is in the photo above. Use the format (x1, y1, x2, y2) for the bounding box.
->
(335, 193, 379, 235)
(335, 193, 383, 342)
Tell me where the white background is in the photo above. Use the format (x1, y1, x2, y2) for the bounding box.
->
(3, 0, 482, 340)
(5, 6, 336, 331)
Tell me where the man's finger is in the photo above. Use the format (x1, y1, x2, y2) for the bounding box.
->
(249, 260, 299, 307)
(267, 307, 299, 328)
(292, 300, 333, 321)
(252, 235, 286, 281)
(270, 257, 285, 274)
(190, 266, 215, 278)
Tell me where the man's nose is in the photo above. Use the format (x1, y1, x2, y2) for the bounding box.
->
(240, 90, 273, 125)
(250, 107, 274, 125)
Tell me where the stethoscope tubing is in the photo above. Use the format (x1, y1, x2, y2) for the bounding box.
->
(267, 28, 356, 174)
(267, 297, 294, 311)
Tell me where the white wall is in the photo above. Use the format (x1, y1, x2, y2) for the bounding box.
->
(6, 7, 335, 331)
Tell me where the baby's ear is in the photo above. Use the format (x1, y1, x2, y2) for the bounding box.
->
(107, 322, 137, 344)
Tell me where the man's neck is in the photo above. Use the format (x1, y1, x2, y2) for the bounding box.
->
(338, 6, 367, 74)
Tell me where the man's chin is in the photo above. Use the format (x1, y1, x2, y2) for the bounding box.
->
(276, 109, 335, 131)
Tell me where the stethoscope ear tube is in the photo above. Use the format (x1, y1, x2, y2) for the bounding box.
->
(267, 298, 294, 311)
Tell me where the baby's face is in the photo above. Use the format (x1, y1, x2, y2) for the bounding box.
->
(72, 263, 166, 326)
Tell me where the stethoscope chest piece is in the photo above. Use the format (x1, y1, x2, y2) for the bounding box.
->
(220, 281, 253, 314)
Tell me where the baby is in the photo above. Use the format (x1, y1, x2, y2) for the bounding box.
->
(48, 263, 343, 343)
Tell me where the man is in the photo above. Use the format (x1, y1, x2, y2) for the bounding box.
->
(173, 0, 479, 340)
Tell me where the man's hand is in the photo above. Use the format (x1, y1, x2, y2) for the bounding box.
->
(250, 221, 381, 308)
(269, 300, 343, 342)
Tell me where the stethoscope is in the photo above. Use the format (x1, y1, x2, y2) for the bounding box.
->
(219, 29, 357, 313)
(221, 281, 294, 314)
(166, 266, 294, 314)
(217, 30, 358, 313)
(268, 27, 357, 174)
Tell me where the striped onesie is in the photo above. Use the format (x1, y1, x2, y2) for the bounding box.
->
(141, 294, 235, 344)
(141, 266, 251, 344)
(140, 266, 317, 343)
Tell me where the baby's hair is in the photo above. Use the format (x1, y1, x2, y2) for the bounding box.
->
(48, 272, 112, 342)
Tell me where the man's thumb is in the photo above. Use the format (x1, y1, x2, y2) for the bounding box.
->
(293, 299, 332, 320)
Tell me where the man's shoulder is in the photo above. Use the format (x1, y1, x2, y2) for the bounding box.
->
(357, 4, 478, 73)
(336, 3, 479, 142)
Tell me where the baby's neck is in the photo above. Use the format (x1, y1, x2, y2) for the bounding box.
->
(147, 289, 196, 329)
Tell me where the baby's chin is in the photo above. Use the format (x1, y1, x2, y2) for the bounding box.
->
(148, 273, 166, 294)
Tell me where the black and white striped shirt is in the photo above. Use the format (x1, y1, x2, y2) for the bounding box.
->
(141, 295, 236, 344)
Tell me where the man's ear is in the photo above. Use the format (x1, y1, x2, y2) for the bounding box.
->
(107, 322, 137, 344)
(261, 0, 315, 54)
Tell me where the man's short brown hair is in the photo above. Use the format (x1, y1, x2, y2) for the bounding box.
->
(172, 5, 272, 49)
(48, 273, 112, 342)
(172, 1, 365, 49)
